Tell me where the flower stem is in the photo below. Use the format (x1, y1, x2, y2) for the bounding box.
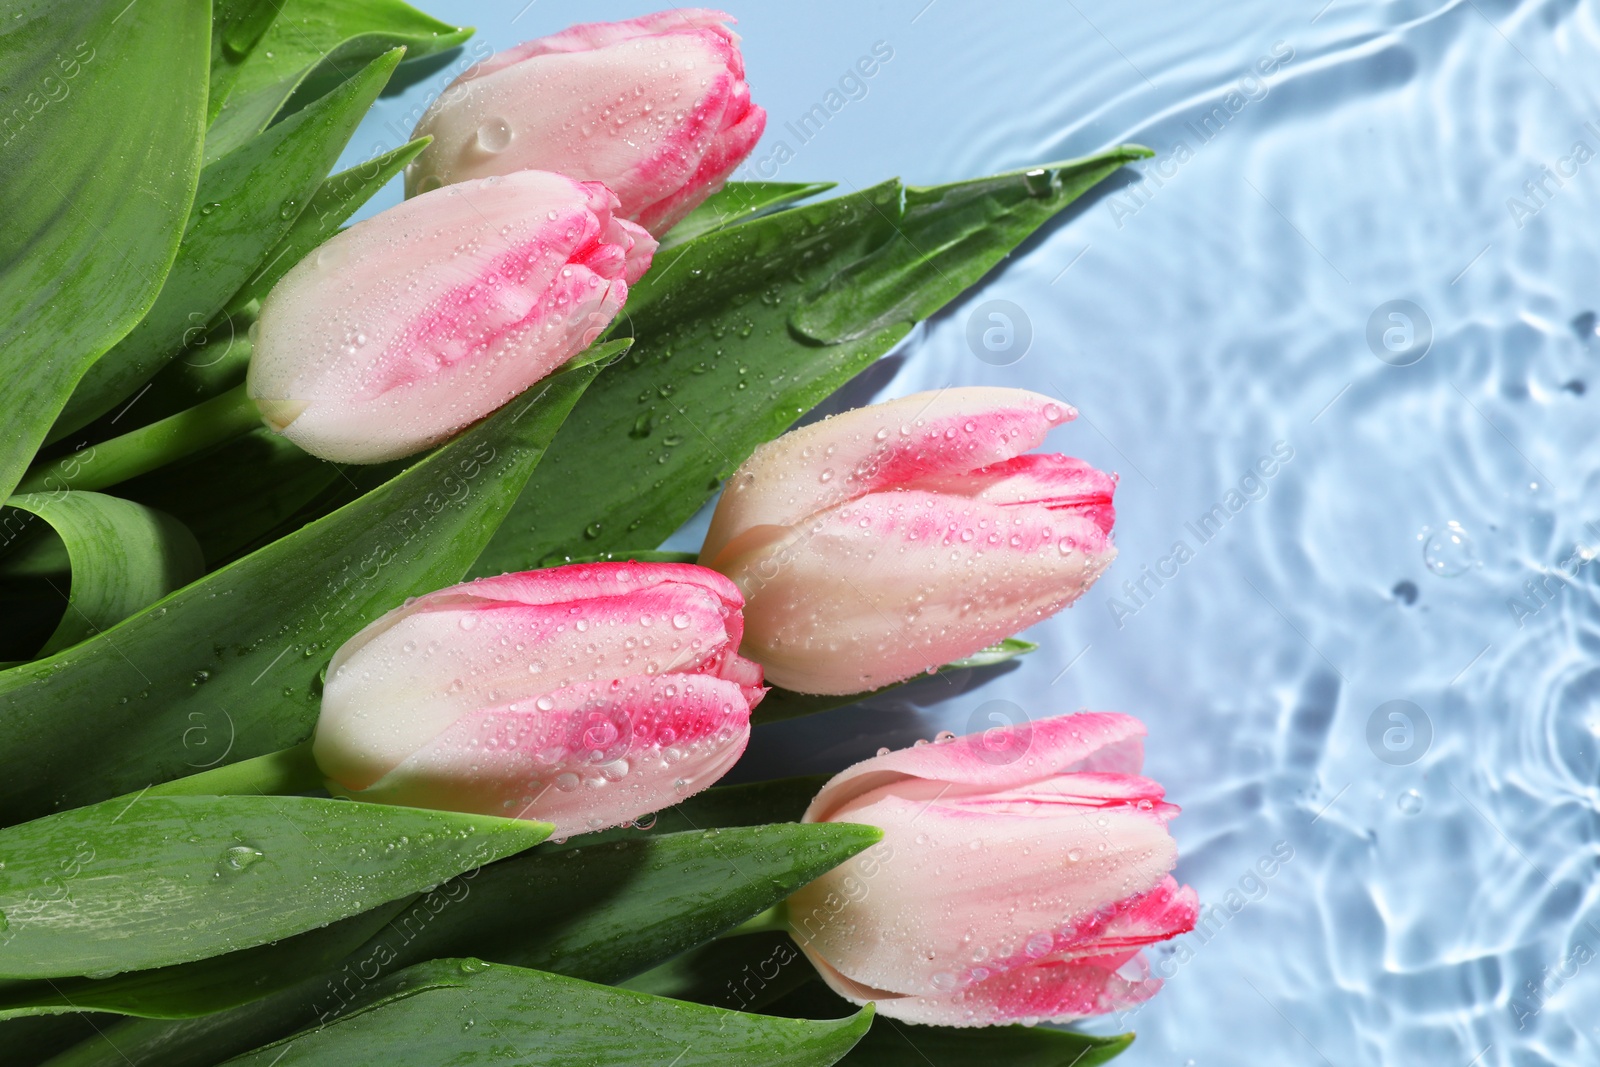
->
(145, 740, 323, 799)
(16, 383, 263, 495)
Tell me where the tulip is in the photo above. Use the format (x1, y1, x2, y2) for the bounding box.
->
(404, 9, 766, 235)
(247, 170, 655, 464)
(786, 712, 1198, 1027)
(311, 562, 764, 835)
(699, 387, 1117, 695)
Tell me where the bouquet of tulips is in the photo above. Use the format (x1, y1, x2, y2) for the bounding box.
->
(1, 4, 1198, 1064)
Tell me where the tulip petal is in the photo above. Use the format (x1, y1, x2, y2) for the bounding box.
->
(701, 387, 1075, 569)
(806, 713, 1148, 822)
(718, 486, 1112, 694)
(903, 453, 1116, 535)
(466, 9, 741, 74)
(787, 775, 1179, 996)
(315, 564, 747, 791)
(408, 16, 762, 235)
(460, 560, 744, 615)
(342, 673, 751, 835)
(248, 170, 650, 463)
(845, 951, 1164, 1027)
(632, 79, 767, 234)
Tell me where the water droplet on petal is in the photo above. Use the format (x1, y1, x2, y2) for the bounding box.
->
(474, 118, 513, 153)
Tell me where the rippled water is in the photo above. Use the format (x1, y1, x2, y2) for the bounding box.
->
(351, 2, 1600, 1062)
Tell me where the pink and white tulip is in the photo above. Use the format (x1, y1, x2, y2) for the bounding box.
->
(247, 170, 655, 463)
(699, 387, 1117, 695)
(405, 9, 766, 236)
(787, 712, 1198, 1027)
(311, 562, 763, 835)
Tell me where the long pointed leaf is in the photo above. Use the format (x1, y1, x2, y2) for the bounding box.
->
(3, 493, 203, 657)
(0, 365, 598, 825)
(0, 902, 407, 1020)
(208, 0, 281, 122)
(222, 960, 871, 1067)
(660, 181, 837, 249)
(42, 821, 877, 1065)
(50, 49, 404, 441)
(470, 148, 1147, 577)
(0, 796, 548, 981)
(0, 0, 209, 501)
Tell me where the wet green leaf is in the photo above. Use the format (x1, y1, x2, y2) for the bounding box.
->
(204, 0, 470, 163)
(0, 796, 547, 981)
(50, 50, 404, 442)
(0, 902, 406, 1020)
(0, 365, 598, 825)
(222, 960, 871, 1067)
(661, 181, 838, 249)
(42, 821, 876, 1065)
(470, 148, 1147, 578)
(0, 0, 209, 501)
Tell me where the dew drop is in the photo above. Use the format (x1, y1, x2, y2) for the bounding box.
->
(474, 118, 513, 153)
(217, 845, 265, 876)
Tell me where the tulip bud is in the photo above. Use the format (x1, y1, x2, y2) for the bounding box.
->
(247, 170, 655, 464)
(699, 387, 1117, 695)
(787, 712, 1198, 1026)
(405, 9, 766, 235)
(311, 562, 764, 835)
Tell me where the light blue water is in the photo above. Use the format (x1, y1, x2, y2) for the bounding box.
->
(346, 2, 1600, 1062)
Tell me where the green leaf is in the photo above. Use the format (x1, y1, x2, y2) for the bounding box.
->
(575, 775, 830, 846)
(372, 823, 883, 985)
(0, 0, 209, 502)
(208, 0, 282, 122)
(0, 365, 598, 826)
(229, 0, 471, 104)
(118, 429, 342, 566)
(0, 796, 547, 981)
(44, 821, 877, 1065)
(203, 0, 470, 162)
(223, 959, 872, 1067)
(772, 983, 1133, 1067)
(789, 154, 1151, 344)
(0, 901, 407, 1020)
(660, 181, 837, 249)
(470, 148, 1147, 578)
(49, 49, 405, 443)
(0, 1014, 111, 1067)
(3, 493, 203, 658)
(754, 638, 1039, 726)
(223, 137, 432, 316)
(621, 931, 813, 1012)
(115, 310, 257, 430)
